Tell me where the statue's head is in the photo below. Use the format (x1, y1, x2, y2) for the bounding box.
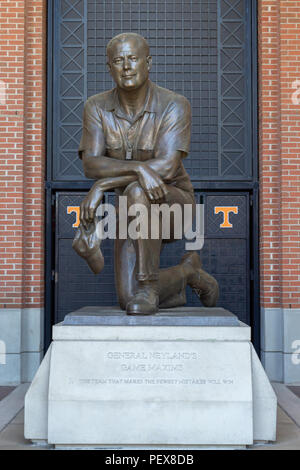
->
(107, 33, 152, 91)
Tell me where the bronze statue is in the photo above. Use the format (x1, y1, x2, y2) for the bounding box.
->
(73, 32, 219, 315)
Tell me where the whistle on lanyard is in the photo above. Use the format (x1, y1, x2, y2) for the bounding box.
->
(126, 148, 133, 160)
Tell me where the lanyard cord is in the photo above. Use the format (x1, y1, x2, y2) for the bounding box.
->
(116, 114, 145, 160)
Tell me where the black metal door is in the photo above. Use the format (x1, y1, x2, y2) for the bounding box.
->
(55, 191, 250, 324)
(46, 0, 258, 347)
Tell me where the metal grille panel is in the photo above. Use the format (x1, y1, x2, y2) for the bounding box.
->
(53, 0, 252, 181)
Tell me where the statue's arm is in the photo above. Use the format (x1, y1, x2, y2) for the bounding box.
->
(143, 150, 183, 181)
(83, 154, 142, 181)
(80, 175, 136, 229)
(79, 94, 191, 203)
(84, 94, 192, 193)
(86, 96, 191, 183)
(83, 146, 181, 182)
(80, 99, 168, 202)
(83, 153, 168, 202)
(91, 175, 136, 191)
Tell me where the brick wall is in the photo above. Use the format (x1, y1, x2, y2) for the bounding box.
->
(0, 1, 46, 309)
(259, 0, 300, 309)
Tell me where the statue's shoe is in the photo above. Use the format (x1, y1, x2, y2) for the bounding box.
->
(126, 282, 159, 315)
(180, 251, 219, 307)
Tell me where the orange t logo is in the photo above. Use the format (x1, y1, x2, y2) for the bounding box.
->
(67, 206, 80, 228)
(214, 206, 238, 228)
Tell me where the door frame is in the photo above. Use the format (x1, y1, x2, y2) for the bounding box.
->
(44, 0, 259, 352)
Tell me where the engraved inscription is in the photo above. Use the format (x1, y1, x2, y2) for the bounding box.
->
(66, 350, 235, 387)
(72, 378, 234, 386)
(106, 350, 199, 374)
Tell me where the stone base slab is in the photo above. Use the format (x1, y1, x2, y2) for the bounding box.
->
(25, 310, 277, 448)
(63, 306, 240, 326)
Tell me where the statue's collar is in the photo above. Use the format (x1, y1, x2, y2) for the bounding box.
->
(105, 80, 156, 118)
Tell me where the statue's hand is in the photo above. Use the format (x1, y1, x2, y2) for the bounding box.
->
(137, 165, 168, 202)
(80, 185, 104, 230)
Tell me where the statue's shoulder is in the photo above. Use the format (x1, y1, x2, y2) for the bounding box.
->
(84, 89, 115, 111)
(152, 83, 191, 112)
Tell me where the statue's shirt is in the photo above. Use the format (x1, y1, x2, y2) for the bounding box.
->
(79, 81, 194, 193)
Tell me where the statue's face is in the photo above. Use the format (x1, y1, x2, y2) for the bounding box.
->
(107, 37, 151, 91)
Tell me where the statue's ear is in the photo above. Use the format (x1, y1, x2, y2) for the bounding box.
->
(107, 61, 112, 73)
(147, 56, 152, 71)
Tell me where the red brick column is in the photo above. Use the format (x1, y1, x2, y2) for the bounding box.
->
(259, 0, 300, 310)
(0, 1, 46, 309)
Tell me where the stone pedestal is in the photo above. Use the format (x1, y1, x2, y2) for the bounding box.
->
(24, 307, 277, 449)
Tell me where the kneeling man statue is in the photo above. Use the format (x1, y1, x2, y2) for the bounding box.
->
(74, 32, 219, 315)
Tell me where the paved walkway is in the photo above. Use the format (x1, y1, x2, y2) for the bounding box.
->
(0, 383, 299, 450)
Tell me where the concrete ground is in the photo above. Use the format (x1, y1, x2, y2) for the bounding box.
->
(0, 383, 299, 450)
